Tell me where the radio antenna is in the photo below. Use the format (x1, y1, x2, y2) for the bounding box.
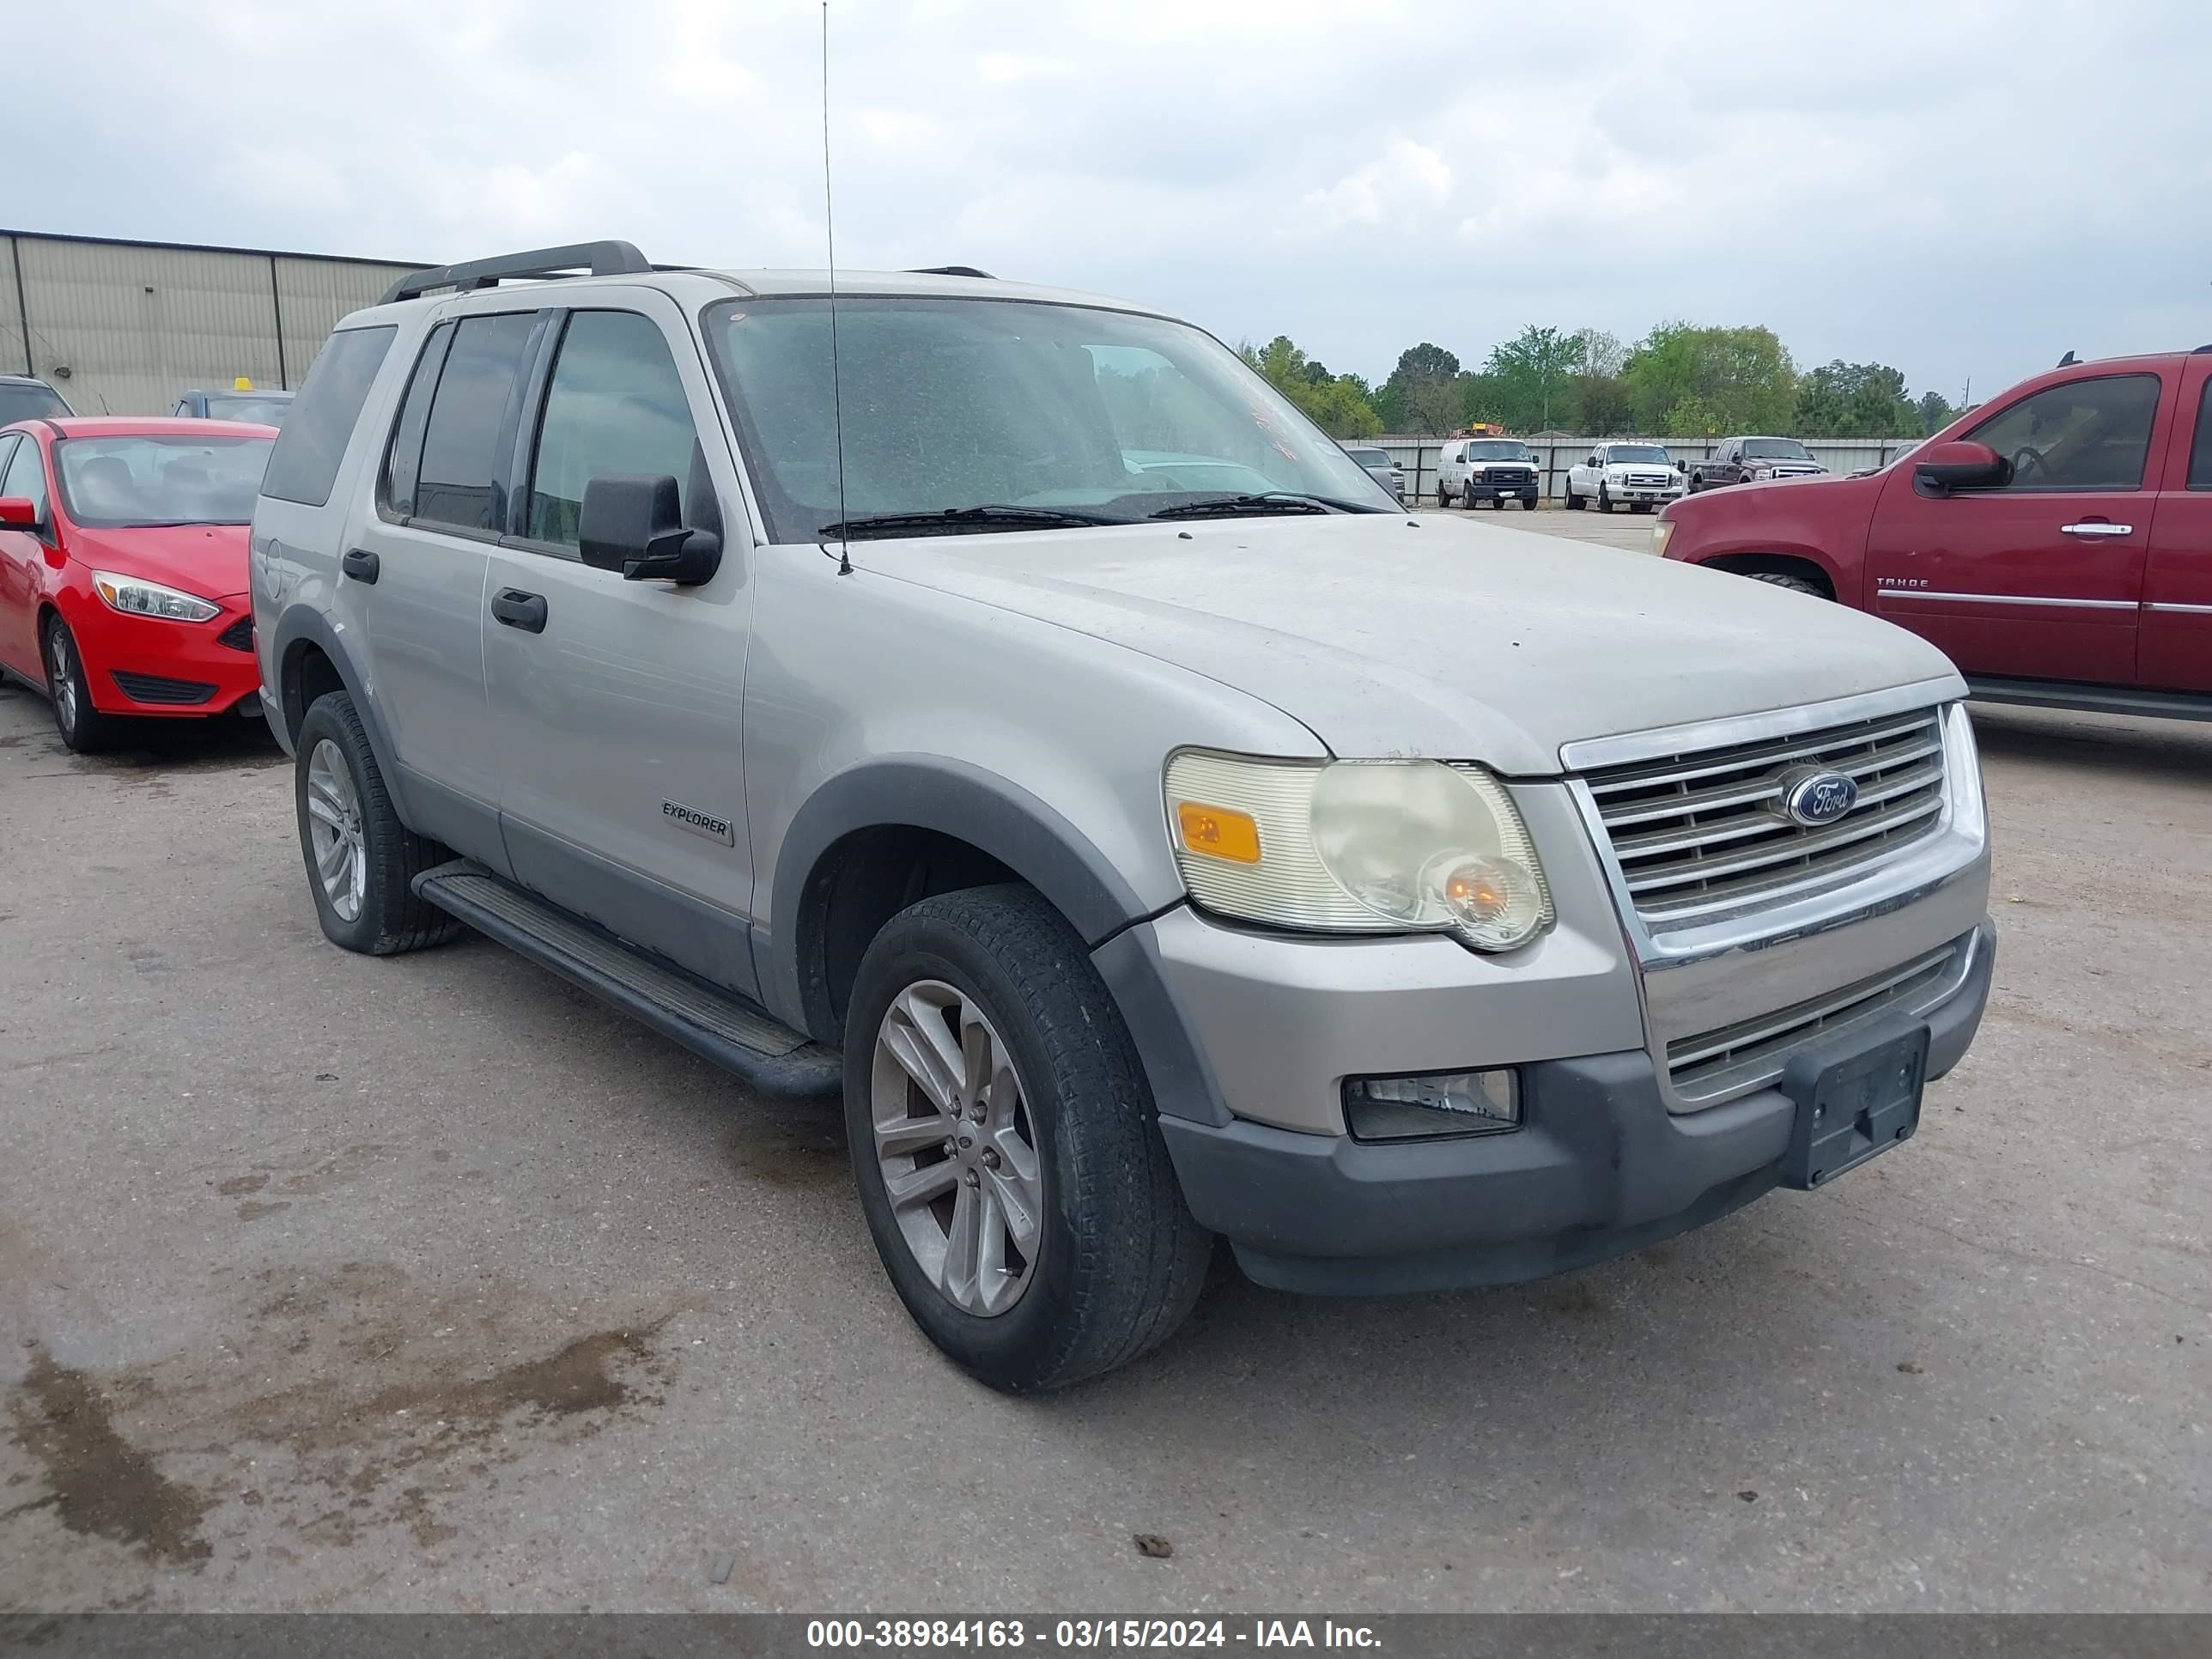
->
(821, 0, 852, 575)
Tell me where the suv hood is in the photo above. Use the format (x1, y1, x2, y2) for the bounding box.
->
(861, 515, 1963, 775)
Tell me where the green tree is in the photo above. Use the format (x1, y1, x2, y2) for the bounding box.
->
(1458, 371, 1505, 426)
(1625, 323, 1797, 436)
(1916, 389, 1957, 435)
(1792, 360, 1919, 438)
(1568, 372, 1635, 435)
(1238, 335, 1382, 438)
(1379, 342, 1465, 434)
(1482, 325, 1583, 431)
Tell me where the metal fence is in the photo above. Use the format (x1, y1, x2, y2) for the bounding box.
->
(1374, 435, 1922, 504)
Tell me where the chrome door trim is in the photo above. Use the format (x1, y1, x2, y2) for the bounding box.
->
(1874, 589, 2137, 611)
(2145, 600, 2212, 615)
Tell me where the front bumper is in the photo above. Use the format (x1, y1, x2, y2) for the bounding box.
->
(1158, 918, 1992, 1295)
(1466, 475, 1540, 500)
(79, 593, 262, 718)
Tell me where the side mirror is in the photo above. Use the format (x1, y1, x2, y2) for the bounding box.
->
(1675, 459, 1687, 473)
(578, 473, 720, 584)
(1912, 440, 2010, 497)
(0, 496, 38, 528)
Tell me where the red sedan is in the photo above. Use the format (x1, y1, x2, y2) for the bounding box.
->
(0, 416, 276, 753)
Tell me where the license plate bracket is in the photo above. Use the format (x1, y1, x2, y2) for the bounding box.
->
(1778, 1019, 1929, 1191)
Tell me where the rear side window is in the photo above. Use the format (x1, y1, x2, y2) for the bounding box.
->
(2191, 382, 2212, 491)
(259, 325, 395, 507)
(381, 323, 455, 518)
(413, 312, 539, 533)
(526, 311, 702, 549)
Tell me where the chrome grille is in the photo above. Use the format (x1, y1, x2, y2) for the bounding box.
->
(1623, 471, 1674, 487)
(1583, 707, 1948, 928)
(1666, 934, 1973, 1104)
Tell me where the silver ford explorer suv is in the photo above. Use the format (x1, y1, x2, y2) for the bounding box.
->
(250, 241, 1994, 1393)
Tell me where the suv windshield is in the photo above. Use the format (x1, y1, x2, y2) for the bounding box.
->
(55, 433, 273, 527)
(1343, 447, 1391, 467)
(702, 297, 1394, 541)
(1466, 441, 1533, 460)
(1608, 445, 1670, 464)
(1744, 438, 1813, 460)
(0, 383, 70, 423)
(204, 395, 292, 427)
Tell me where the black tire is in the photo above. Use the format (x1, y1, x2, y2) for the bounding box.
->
(1632, 501, 1652, 514)
(1436, 481, 1452, 508)
(1564, 480, 1583, 511)
(43, 615, 129, 755)
(1686, 476, 1705, 494)
(1599, 483, 1614, 514)
(294, 690, 462, 955)
(1522, 493, 1540, 510)
(1746, 570, 1830, 599)
(844, 884, 1212, 1393)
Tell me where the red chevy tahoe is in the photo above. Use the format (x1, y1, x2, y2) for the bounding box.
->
(1653, 349, 2212, 720)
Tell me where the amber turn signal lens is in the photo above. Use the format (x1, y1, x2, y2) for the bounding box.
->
(1176, 801, 1262, 864)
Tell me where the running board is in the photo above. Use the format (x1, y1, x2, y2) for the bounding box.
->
(1966, 677, 2212, 724)
(412, 861, 841, 1097)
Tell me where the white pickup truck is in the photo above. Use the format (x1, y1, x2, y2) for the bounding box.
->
(1565, 442, 1686, 514)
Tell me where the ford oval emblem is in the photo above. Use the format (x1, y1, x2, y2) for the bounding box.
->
(1780, 767, 1859, 827)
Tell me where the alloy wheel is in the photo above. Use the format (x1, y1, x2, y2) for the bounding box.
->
(305, 738, 368, 922)
(46, 628, 78, 736)
(870, 979, 1042, 1316)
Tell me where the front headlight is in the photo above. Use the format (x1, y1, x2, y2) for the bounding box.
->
(92, 571, 221, 623)
(1164, 752, 1553, 951)
(1650, 519, 1675, 556)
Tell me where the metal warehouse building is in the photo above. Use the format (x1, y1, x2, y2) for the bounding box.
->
(3, 229, 424, 417)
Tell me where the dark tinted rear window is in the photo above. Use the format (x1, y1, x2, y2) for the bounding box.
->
(2191, 382, 2212, 491)
(259, 326, 395, 507)
(0, 383, 70, 424)
(414, 312, 539, 532)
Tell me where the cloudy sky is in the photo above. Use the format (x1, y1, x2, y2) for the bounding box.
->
(17, 1, 2210, 403)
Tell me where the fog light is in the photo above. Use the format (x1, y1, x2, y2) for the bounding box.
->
(1344, 1069, 1519, 1141)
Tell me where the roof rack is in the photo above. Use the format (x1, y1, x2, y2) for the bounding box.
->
(380, 240, 654, 306)
(908, 264, 995, 279)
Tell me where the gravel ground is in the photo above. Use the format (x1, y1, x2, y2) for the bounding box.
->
(1434, 497, 1667, 552)
(1, 588, 2206, 1613)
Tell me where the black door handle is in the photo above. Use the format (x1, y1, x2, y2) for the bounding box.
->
(490, 588, 549, 633)
(341, 549, 380, 584)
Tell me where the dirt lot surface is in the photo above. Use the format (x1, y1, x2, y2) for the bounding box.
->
(2, 574, 2206, 1613)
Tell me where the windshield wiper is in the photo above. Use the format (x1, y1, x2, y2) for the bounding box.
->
(818, 504, 1126, 539)
(1141, 491, 1381, 521)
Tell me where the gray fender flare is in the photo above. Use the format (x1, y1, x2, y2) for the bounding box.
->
(763, 758, 1230, 1127)
(268, 605, 410, 817)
